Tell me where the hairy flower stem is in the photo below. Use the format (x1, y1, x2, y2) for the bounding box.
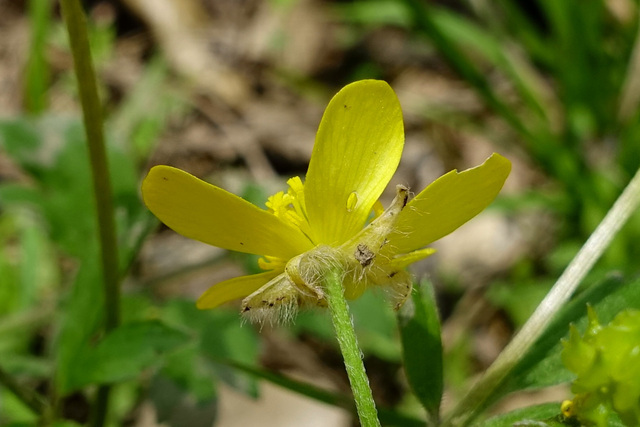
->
(443, 165, 640, 427)
(60, 1, 120, 426)
(324, 268, 381, 427)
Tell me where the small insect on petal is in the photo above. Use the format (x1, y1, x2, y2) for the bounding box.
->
(355, 243, 375, 268)
(340, 185, 412, 302)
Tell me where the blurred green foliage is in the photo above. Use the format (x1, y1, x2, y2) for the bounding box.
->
(341, 0, 640, 266)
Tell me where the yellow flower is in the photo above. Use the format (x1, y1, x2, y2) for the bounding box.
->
(142, 80, 511, 323)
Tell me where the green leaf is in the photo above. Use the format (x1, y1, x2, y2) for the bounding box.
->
(335, 0, 412, 27)
(481, 401, 626, 427)
(0, 117, 146, 266)
(149, 375, 218, 427)
(55, 249, 104, 394)
(63, 320, 189, 392)
(0, 355, 51, 379)
(397, 280, 443, 420)
(479, 402, 565, 427)
(2, 422, 81, 427)
(160, 345, 217, 403)
(487, 279, 554, 328)
(0, 388, 37, 424)
(160, 300, 260, 397)
(0, 185, 44, 212)
(351, 291, 401, 361)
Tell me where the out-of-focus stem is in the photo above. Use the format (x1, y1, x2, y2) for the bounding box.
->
(59, 1, 120, 426)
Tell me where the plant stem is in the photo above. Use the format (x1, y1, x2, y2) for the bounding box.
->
(324, 268, 381, 427)
(25, 0, 51, 114)
(442, 166, 640, 426)
(59, 1, 120, 426)
(0, 364, 49, 416)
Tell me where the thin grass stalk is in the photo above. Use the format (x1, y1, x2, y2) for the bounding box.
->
(59, 1, 120, 426)
(618, 9, 640, 121)
(24, 0, 51, 114)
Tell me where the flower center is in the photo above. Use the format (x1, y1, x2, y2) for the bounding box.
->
(266, 176, 314, 243)
(259, 177, 313, 272)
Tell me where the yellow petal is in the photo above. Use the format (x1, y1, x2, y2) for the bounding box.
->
(304, 80, 404, 245)
(389, 248, 437, 269)
(197, 271, 280, 309)
(388, 153, 511, 253)
(142, 165, 313, 258)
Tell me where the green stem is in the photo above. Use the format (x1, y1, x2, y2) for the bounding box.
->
(0, 364, 49, 416)
(442, 165, 640, 426)
(59, 1, 120, 426)
(324, 268, 381, 427)
(25, 0, 51, 114)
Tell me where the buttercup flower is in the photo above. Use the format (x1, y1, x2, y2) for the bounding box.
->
(142, 80, 511, 323)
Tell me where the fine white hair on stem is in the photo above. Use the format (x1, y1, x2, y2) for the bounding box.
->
(243, 298, 299, 327)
